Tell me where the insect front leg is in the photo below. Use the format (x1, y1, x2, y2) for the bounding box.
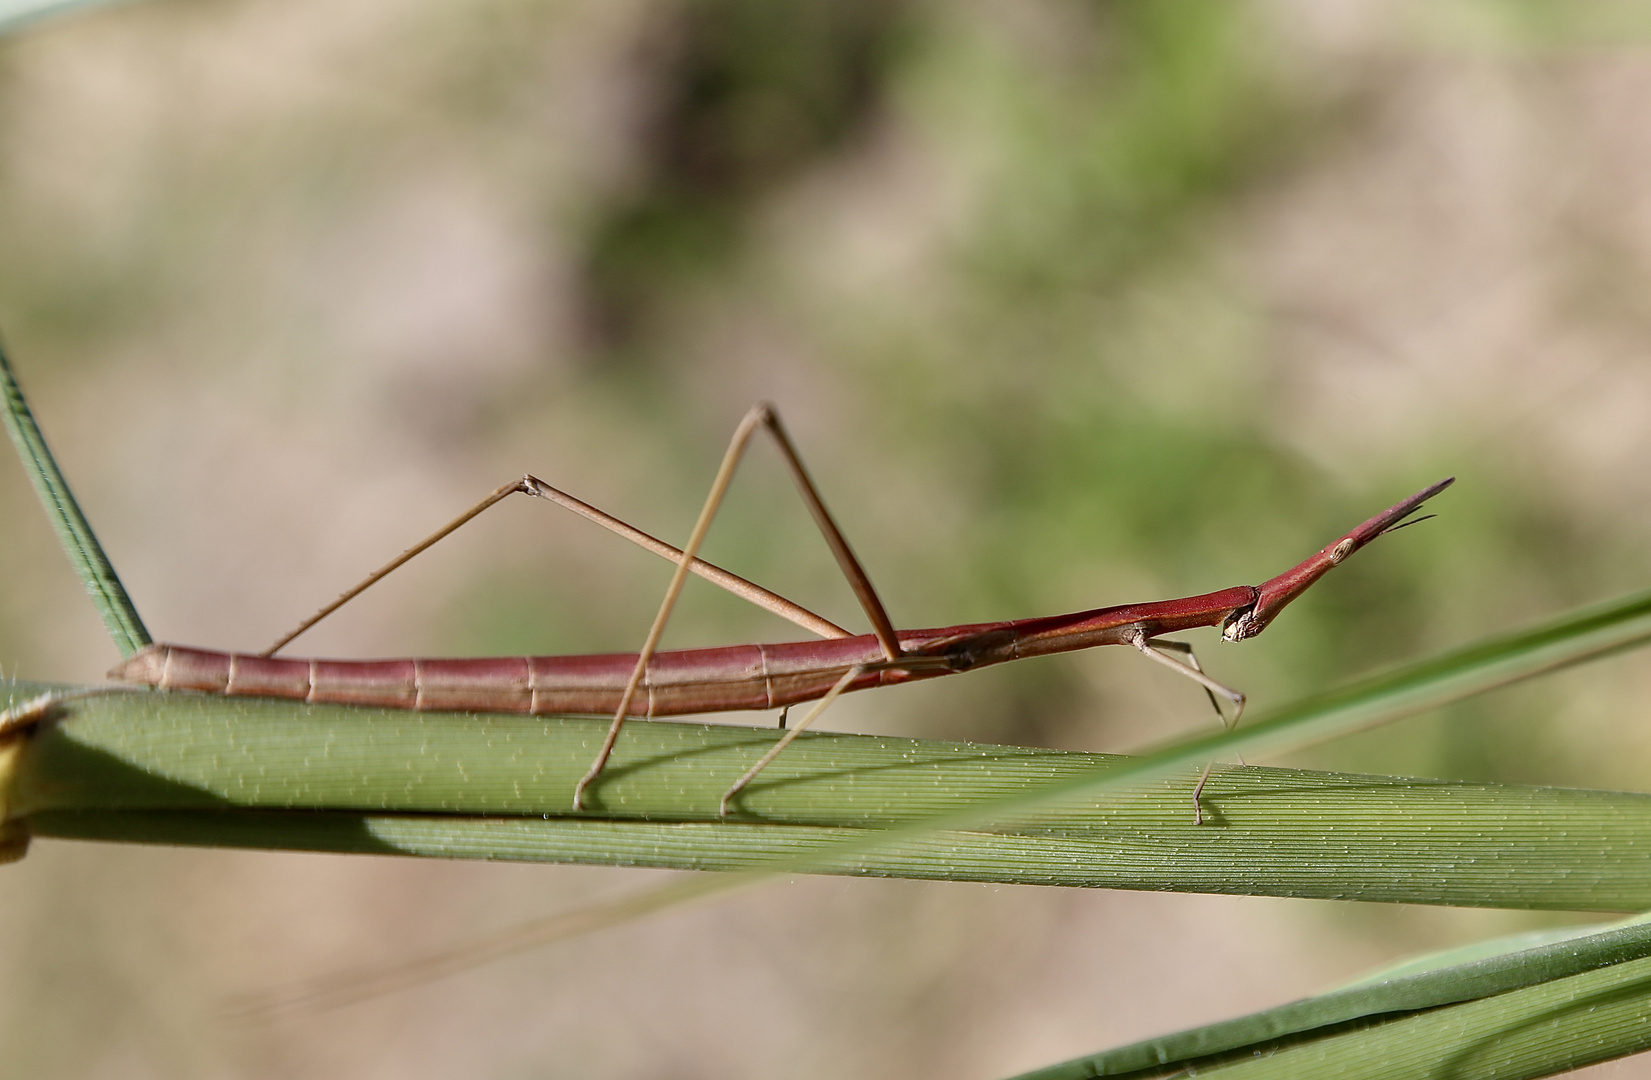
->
(1131, 634, 1244, 726)
(1130, 632, 1247, 826)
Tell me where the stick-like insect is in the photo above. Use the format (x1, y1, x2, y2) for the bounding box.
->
(105, 404, 1452, 821)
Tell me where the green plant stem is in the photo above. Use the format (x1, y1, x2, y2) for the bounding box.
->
(0, 347, 149, 655)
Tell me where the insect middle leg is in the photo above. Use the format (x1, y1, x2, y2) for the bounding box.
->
(572, 403, 906, 811)
(720, 665, 867, 815)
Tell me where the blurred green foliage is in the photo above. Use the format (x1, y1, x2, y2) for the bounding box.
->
(583, 0, 910, 345)
(6, 0, 1651, 1077)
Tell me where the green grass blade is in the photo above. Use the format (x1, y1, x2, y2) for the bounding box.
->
(1328, 917, 1651, 990)
(0, 349, 149, 655)
(1010, 915, 1651, 1079)
(1218, 960, 1651, 1080)
(10, 680, 1651, 909)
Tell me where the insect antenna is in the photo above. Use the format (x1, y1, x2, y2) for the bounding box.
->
(1378, 511, 1438, 537)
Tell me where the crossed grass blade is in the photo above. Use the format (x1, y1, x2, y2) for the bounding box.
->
(1012, 914, 1651, 1079)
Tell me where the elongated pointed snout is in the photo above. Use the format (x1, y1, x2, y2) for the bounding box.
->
(1221, 476, 1454, 641)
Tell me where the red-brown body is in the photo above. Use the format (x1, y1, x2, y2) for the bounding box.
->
(112, 586, 1256, 717)
(109, 477, 1453, 719)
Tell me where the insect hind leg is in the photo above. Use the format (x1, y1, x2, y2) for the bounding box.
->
(575, 403, 906, 811)
(720, 665, 867, 816)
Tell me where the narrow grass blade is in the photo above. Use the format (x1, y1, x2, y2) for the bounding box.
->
(1012, 915, 1651, 1079)
(1220, 960, 1651, 1079)
(1328, 915, 1651, 990)
(0, 348, 149, 655)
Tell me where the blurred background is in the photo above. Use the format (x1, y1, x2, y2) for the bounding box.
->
(3, 0, 1651, 1075)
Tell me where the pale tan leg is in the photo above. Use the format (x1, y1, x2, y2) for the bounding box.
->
(263, 475, 849, 658)
(1130, 633, 1246, 826)
(1131, 634, 1245, 722)
(721, 665, 866, 816)
(572, 404, 904, 811)
(264, 480, 521, 655)
(519, 476, 848, 640)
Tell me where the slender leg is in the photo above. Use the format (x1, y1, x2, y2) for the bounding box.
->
(1130, 633, 1245, 723)
(573, 403, 904, 811)
(1143, 639, 1223, 720)
(760, 411, 903, 663)
(1145, 641, 1228, 825)
(519, 476, 848, 641)
(777, 706, 790, 730)
(721, 665, 866, 815)
(1189, 765, 1217, 827)
(1157, 640, 1247, 769)
(263, 472, 849, 657)
(1130, 633, 1247, 826)
(264, 479, 521, 655)
(1144, 639, 1247, 763)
